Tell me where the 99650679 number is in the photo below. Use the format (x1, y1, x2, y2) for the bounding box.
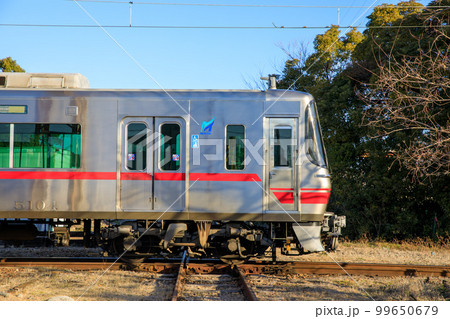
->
(375, 305, 438, 316)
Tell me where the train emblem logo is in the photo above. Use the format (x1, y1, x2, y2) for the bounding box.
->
(200, 117, 215, 135)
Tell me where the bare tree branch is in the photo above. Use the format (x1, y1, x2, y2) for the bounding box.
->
(359, 12, 450, 178)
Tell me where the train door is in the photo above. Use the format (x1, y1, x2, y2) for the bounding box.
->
(153, 118, 185, 212)
(265, 118, 298, 212)
(120, 117, 185, 212)
(120, 118, 153, 210)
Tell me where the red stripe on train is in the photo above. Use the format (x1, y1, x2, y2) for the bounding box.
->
(190, 173, 261, 182)
(120, 172, 152, 180)
(121, 173, 253, 181)
(301, 192, 331, 204)
(273, 191, 294, 204)
(0, 171, 260, 182)
(0, 171, 116, 180)
(271, 189, 331, 205)
(155, 173, 185, 181)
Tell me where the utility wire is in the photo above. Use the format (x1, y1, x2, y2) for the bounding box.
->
(1, 23, 447, 29)
(71, 0, 199, 124)
(251, 0, 381, 124)
(69, 0, 447, 9)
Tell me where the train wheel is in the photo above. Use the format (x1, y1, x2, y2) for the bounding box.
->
(329, 236, 339, 251)
(220, 256, 249, 265)
(120, 255, 146, 264)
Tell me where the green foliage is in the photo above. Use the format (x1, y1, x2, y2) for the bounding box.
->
(0, 57, 25, 72)
(366, 1, 423, 27)
(277, 0, 449, 240)
(303, 26, 364, 82)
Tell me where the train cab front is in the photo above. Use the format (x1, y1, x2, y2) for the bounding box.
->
(292, 99, 345, 254)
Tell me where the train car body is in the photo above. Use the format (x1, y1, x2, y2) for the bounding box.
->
(0, 73, 344, 260)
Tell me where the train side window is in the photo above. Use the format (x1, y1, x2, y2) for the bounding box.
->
(160, 123, 180, 171)
(305, 101, 327, 167)
(0, 124, 10, 168)
(226, 125, 245, 170)
(126, 123, 147, 171)
(13, 124, 81, 168)
(274, 126, 292, 167)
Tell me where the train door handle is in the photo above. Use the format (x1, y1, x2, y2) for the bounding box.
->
(269, 172, 276, 179)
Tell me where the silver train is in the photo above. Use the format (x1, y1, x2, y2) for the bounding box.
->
(0, 73, 345, 260)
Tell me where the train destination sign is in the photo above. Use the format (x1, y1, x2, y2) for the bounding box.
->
(0, 105, 28, 114)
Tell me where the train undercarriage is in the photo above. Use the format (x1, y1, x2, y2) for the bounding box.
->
(0, 214, 345, 262)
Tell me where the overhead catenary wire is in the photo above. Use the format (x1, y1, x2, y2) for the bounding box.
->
(1, 23, 447, 29)
(71, 0, 199, 124)
(250, 0, 382, 123)
(69, 0, 447, 9)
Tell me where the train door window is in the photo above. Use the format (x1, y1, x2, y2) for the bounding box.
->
(0, 124, 10, 167)
(160, 123, 180, 171)
(226, 125, 245, 170)
(13, 124, 81, 168)
(126, 123, 147, 171)
(274, 126, 292, 167)
(305, 101, 327, 167)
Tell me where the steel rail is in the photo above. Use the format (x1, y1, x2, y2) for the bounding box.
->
(0, 257, 118, 270)
(0, 257, 179, 272)
(0, 258, 448, 277)
(239, 261, 450, 278)
(171, 251, 187, 301)
(234, 265, 258, 301)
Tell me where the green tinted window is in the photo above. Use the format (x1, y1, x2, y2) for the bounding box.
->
(160, 123, 180, 171)
(13, 124, 81, 168)
(126, 123, 147, 171)
(226, 125, 245, 170)
(0, 124, 10, 168)
(274, 127, 292, 167)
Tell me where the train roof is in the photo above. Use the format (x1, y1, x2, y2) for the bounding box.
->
(0, 88, 312, 102)
(0, 73, 312, 102)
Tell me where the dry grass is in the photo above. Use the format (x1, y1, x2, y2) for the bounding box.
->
(1, 267, 447, 301)
(179, 274, 245, 301)
(247, 274, 448, 301)
(342, 236, 450, 252)
(0, 268, 175, 301)
(275, 237, 450, 266)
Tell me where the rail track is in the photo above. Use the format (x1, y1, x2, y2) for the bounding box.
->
(0, 257, 448, 278)
(171, 264, 258, 301)
(1, 256, 448, 301)
(170, 253, 258, 301)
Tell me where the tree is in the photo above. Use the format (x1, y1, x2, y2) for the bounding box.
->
(0, 57, 25, 72)
(276, 0, 449, 239)
(358, 0, 449, 178)
(277, 26, 364, 92)
(303, 26, 364, 83)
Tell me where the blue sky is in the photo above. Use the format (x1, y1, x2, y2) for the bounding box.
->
(1, 0, 430, 89)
